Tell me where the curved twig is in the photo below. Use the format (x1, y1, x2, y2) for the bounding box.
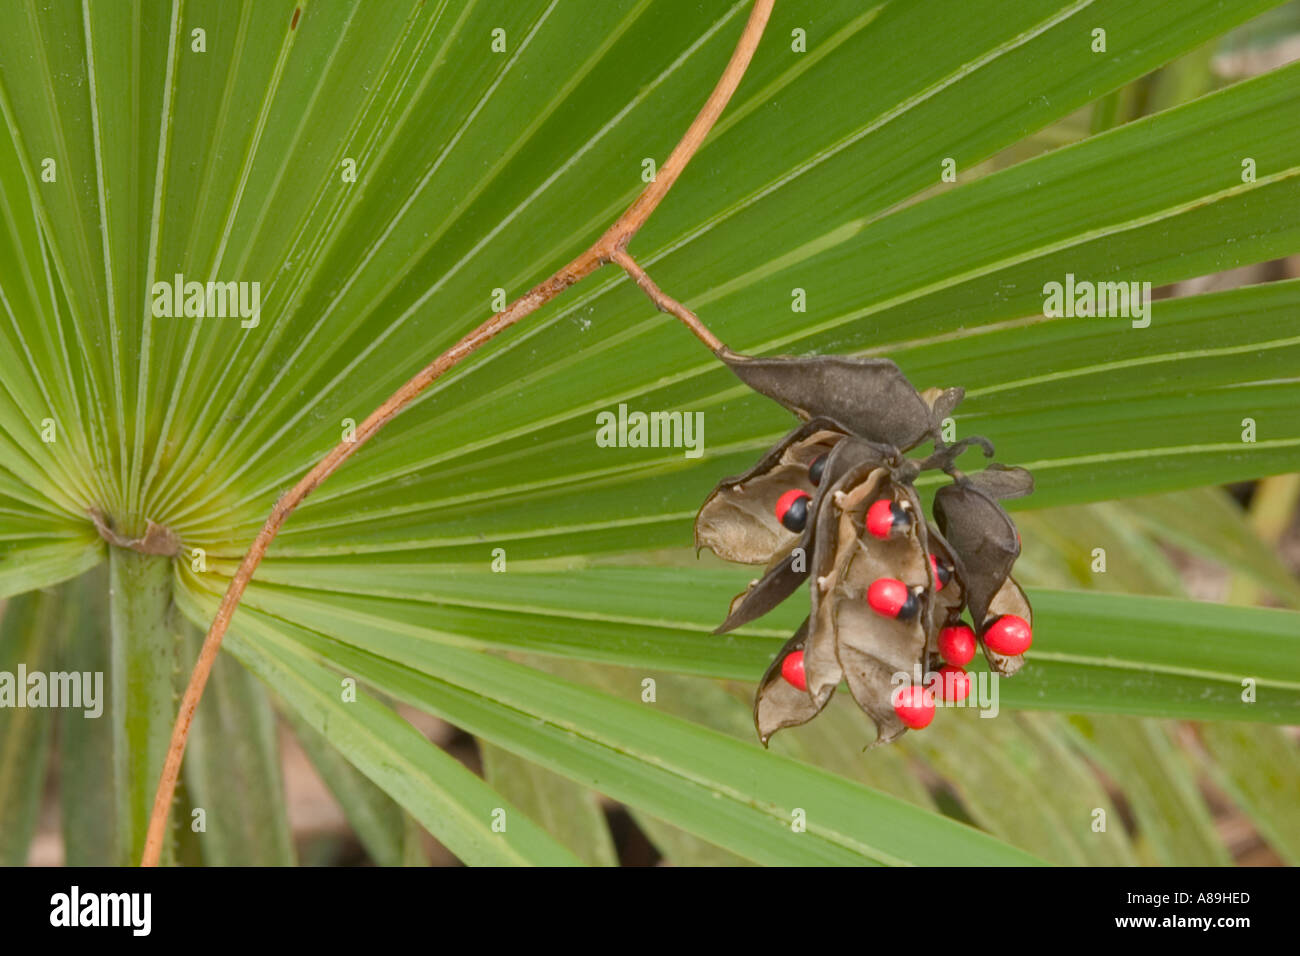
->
(142, 0, 774, 866)
(609, 248, 722, 350)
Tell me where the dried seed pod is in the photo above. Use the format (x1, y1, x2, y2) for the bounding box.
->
(716, 347, 945, 451)
(695, 419, 846, 564)
(712, 436, 888, 634)
(754, 620, 829, 744)
(714, 547, 805, 635)
(932, 474, 1021, 631)
(968, 463, 1035, 501)
(824, 466, 933, 745)
(920, 386, 965, 424)
(978, 575, 1033, 676)
(797, 448, 915, 703)
(698, 345, 1032, 746)
(801, 458, 890, 704)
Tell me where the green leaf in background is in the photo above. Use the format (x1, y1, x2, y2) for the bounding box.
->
(1114, 487, 1300, 610)
(1227, 474, 1300, 607)
(0, 588, 59, 864)
(186, 584, 1047, 866)
(227, 619, 583, 867)
(1196, 723, 1300, 865)
(55, 567, 118, 866)
(480, 742, 618, 867)
(0, 537, 103, 601)
(281, 703, 429, 867)
(204, 566, 1300, 724)
(181, 616, 296, 866)
(632, 813, 753, 867)
(1066, 715, 1231, 866)
(905, 712, 1139, 866)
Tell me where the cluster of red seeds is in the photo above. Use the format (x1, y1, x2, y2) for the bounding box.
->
(772, 485, 1032, 731)
(695, 348, 1035, 745)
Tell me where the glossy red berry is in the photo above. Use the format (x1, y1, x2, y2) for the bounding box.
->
(865, 499, 911, 539)
(774, 489, 811, 532)
(927, 665, 970, 702)
(984, 614, 1032, 655)
(928, 553, 951, 591)
(866, 578, 919, 620)
(780, 650, 807, 691)
(808, 454, 827, 487)
(893, 686, 935, 729)
(938, 624, 977, 667)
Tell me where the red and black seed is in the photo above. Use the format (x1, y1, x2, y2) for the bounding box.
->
(866, 578, 921, 620)
(808, 454, 828, 486)
(775, 489, 811, 532)
(866, 499, 911, 539)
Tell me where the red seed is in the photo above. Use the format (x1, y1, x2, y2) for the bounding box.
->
(938, 624, 977, 667)
(865, 499, 908, 539)
(984, 614, 1032, 655)
(893, 686, 935, 729)
(866, 578, 916, 619)
(780, 650, 807, 691)
(927, 665, 970, 702)
(774, 489, 811, 532)
(928, 553, 951, 591)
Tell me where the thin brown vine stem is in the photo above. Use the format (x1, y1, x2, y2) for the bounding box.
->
(141, 0, 773, 867)
(610, 247, 722, 351)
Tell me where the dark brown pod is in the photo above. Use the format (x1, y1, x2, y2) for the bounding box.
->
(714, 546, 805, 635)
(712, 435, 894, 633)
(920, 385, 966, 424)
(968, 463, 1035, 501)
(716, 347, 943, 452)
(694, 418, 846, 565)
(799, 441, 910, 695)
(932, 475, 1020, 631)
(823, 464, 931, 745)
(699, 344, 1031, 746)
(803, 461, 888, 705)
